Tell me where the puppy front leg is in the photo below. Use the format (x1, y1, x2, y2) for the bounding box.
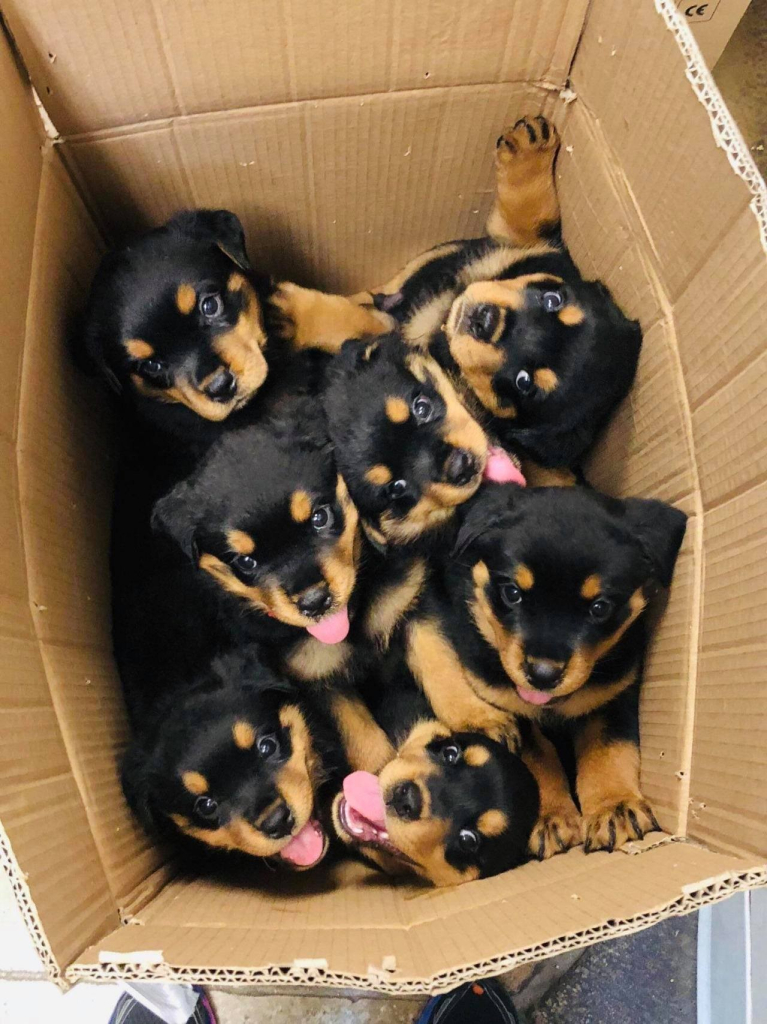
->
(521, 725, 582, 859)
(272, 283, 394, 354)
(330, 693, 395, 774)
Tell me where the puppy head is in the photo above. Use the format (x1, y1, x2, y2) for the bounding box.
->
(81, 209, 271, 421)
(152, 402, 360, 642)
(121, 653, 329, 867)
(333, 721, 538, 886)
(444, 274, 642, 467)
(324, 334, 491, 546)
(454, 485, 687, 710)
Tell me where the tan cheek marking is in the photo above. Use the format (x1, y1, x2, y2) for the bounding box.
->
(478, 809, 508, 837)
(125, 339, 154, 359)
(534, 367, 559, 393)
(464, 745, 490, 767)
(385, 397, 410, 423)
(233, 721, 256, 750)
(290, 490, 312, 523)
(170, 814, 191, 829)
(515, 564, 534, 590)
(581, 574, 602, 600)
(227, 529, 255, 555)
(559, 304, 585, 326)
(366, 464, 392, 486)
(176, 284, 197, 314)
(182, 771, 208, 795)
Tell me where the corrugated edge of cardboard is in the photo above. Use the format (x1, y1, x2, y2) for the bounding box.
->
(65, 851, 767, 994)
(0, 820, 61, 983)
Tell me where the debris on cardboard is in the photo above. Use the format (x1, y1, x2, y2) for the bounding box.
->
(291, 958, 329, 971)
(99, 949, 165, 966)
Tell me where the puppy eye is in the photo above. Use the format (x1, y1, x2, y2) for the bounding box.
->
(411, 394, 434, 423)
(310, 505, 335, 531)
(468, 303, 500, 341)
(193, 796, 219, 821)
(458, 828, 481, 854)
(589, 597, 614, 623)
(386, 479, 408, 500)
(441, 743, 462, 765)
(257, 734, 279, 758)
(231, 553, 258, 576)
(200, 292, 224, 318)
(541, 289, 565, 313)
(500, 582, 523, 607)
(515, 369, 535, 395)
(139, 358, 167, 381)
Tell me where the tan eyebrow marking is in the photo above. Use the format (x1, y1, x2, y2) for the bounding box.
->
(581, 574, 602, 600)
(366, 465, 392, 486)
(514, 564, 534, 590)
(385, 397, 410, 423)
(182, 771, 208, 795)
(124, 339, 154, 359)
(227, 529, 255, 554)
(558, 305, 585, 326)
(464, 745, 490, 767)
(477, 809, 508, 837)
(290, 490, 312, 523)
(534, 368, 559, 393)
(233, 721, 256, 749)
(176, 284, 197, 314)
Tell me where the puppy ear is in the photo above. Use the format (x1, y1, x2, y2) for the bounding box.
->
(453, 483, 520, 558)
(621, 498, 688, 588)
(151, 480, 199, 560)
(168, 208, 252, 271)
(120, 742, 160, 833)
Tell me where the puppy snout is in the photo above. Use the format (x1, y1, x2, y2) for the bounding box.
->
(389, 781, 422, 821)
(524, 659, 563, 690)
(205, 368, 237, 401)
(260, 802, 295, 840)
(297, 585, 333, 618)
(444, 448, 479, 487)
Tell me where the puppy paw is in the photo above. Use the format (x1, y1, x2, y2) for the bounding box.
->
(530, 807, 583, 860)
(583, 796, 661, 853)
(496, 115, 559, 163)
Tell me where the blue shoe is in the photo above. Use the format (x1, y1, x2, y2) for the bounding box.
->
(417, 978, 520, 1023)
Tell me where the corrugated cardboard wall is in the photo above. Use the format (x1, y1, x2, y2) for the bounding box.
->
(570, 0, 767, 855)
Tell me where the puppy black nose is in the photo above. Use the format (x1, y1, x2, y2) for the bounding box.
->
(260, 802, 295, 839)
(444, 448, 478, 486)
(298, 585, 333, 618)
(205, 368, 237, 401)
(524, 660, 563, 689)
(389, 781, 422, 821)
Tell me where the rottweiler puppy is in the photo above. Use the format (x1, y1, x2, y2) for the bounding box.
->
(331, 650, 538, 886)
(355, 116, 642, 471)
(78, 208, 391, 453)
(150, 391, 394, 773)
(323, 332, 525, 551)
(121, 649, 346, 870)
(403, 483, 687, 855)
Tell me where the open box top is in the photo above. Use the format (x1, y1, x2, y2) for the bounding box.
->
(1, 0, 766, 993)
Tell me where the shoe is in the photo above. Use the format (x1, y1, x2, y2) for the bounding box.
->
(416, 978, 520, 1023)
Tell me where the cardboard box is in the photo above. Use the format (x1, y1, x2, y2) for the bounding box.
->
(1, 0, 766, 994)
(676, 0, 752, 66)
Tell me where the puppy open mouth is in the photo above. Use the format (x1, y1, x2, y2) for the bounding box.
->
(304, 605, 350, 644)
(336, 772, 414, 863)
(275, 818, 328, 869)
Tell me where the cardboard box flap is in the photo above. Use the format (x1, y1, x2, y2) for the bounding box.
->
(69, 843, 766, 993)
(4, 0, 589, 137)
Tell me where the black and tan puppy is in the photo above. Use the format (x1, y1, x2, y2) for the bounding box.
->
(332, 662, 538, 887)
(78, 208, 390, 451)
(356, 117, 642, 470)
(122, 649, 346, 869)
(404, 484, 687, 855)
(323, 332, 525, 549)
(150, 392, 394, 773)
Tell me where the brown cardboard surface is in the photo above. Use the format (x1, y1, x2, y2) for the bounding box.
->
(4, 0, 587, 135)
(680, 0, 752, 67)
(0, 28, 43, 441)
(69, 844, 764, 993)
(63, 83, 558, 290)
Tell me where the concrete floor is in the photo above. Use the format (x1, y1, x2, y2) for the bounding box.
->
(2, 4, 765, 1022)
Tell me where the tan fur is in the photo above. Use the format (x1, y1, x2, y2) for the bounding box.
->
(331, 694, 395, 773)
(273, 282, 392, 352)
(176, 283, 196, 314)
(232, 721, 255, 750)
(457, 244, 557, 289)
(522, 725, 582, 858)
(580, 574, 602, 600)
(463, 744, 490, 767)
(182, 771, 208, 795)
(514, 564, 534, 590)
(364, 242, 463, 298)
(290, 490, 312, 523)
(366, 464, 392, 486)
(521, 461, 577, 488)
(477, 809, 508, 837)
(283, 637, 352, 681)
(364, 558, 426, 649)
(534, 368, 559, 393)
(385, 396, 410, 423)
(124, 338, 154, 359)
(486, 119, 561, 246)
(227, 529, 255, 555)
(558, 304, 585, 326)
(402, 291, 456, 344)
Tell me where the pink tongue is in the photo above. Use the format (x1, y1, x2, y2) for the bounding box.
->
(306, 606, 350, 644)
(484, 447, 526, 486)
(278, 819, 325, 866)
(517, 687, 554, 706)
(343, 771, 388, 830)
